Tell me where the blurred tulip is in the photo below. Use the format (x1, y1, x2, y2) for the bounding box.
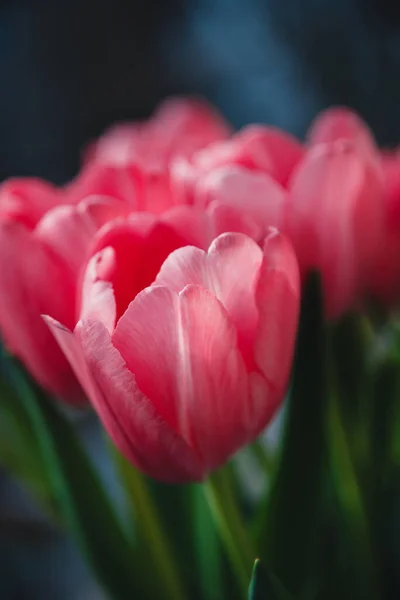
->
(171, 124, 303, 205)
(0, 181, 126, 403)
(80, 98, 231, 214)
(286, 140, 384, 318)
(369, 150, 400, 304)
(46, 230, 299, 482)
(307, 106, 377, 160)
(0, 178, 61, 228)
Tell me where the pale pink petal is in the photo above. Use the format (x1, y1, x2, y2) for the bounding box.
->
(231, 125, 303, 185)
(112, 284, 250, 471)
(207, 201, 263, 241)
(307, 107, 377, 160)
(46, 316, 202, 482)
(79, 249, 117, 334)
(154, 232, 264, 364)
(287, 141, 383, 317)
(195, 165, 287, 232)
(160, 205, 214, 249)
(253, 230, 300, 398)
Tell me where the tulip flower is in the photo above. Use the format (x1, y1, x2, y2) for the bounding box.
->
(0, 178, 127, 402)
(286, 139, 384, 318)
(79, 98, 231, 214)
(0, 177, 61, 227)
(307, 106, 377, 158)
(369, 150, 400, 304)
(46, 230, 299, 482)
(171, 124, 303, 205)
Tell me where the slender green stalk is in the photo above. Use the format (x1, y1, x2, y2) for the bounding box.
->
(327, 386, 380, 600)
(192, 484, 224, 600)
(204, 465, 255, 598)
(112, 448, 186, 600)
(249, 438, 275, 478)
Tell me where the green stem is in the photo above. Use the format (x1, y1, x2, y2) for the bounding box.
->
(327, 387, 380, 600)
(249, 438, 275, 478)
(112, 448, 186, 600)
(204, 465, 255, 598)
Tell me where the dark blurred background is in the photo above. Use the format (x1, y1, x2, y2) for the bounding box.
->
(2, 0, 400, 597)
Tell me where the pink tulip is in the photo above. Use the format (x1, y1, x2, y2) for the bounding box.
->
(0, 178, 61, 228)
(307, 106, 377, 160)
(0, 181, 127, 403)
(80, 98, 231, 214)
(369, 150, 400, 304)
(171, 124, 303, 205)
(286, 139, 384, 318)
(46, 229, 299, 482)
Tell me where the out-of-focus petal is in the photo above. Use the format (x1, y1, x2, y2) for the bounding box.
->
(35, 197, 127, 278)
(254, 229, 300, 397)
(307, 107, 377, 160)
(79, 249, 117, 334)
(287, 141, 384, 317)
(0, 222, 80, 401)
(0, 178, 60, 229)
(195, 165, 287, 232)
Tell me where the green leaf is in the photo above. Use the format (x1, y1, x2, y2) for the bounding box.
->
(205, 464, 255, 599)
(0, 353, 58, 516)
(191, 484, 224, 600)
(257, 272, 327, 596)
(248, 560, 292, 600)
(110, 445, 187, 600)
(2, 356, 144, 600)
(326, 384, 380, 600)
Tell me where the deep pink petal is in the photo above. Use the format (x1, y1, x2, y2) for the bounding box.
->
(254, 230, 300, 399)
(64, 162, 139, 209)
(0, 223, 81, 402)
(35, 198, 125, 279)
(46, 316, 202, 482)
(0, 178, 60, 229)
(88, 214, 202, 319)
(112, 284, 250, 471)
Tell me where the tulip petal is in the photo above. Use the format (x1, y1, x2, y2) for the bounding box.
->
(307, 107, 377, 160)
(79, 248, 117, 334)
(288, 142, 383, 317)
(35, 198, 124, 278)
(46, 315, 203, 482)
(0, 178, 60, 229)
(154, 232, 264, 364)
(254, 230, 300, 398)
(195, 165, 287, 232)
(113, 284, 250, 471)
(89, 215, 199, 320)
(0, 222, 80, 401)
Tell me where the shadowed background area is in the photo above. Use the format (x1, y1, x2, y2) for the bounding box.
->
(1, 0, 400, 597)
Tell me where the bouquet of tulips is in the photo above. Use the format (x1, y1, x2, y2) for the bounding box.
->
(1, 98, 400, 600)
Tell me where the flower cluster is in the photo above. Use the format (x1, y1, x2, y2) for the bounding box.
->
(1, 98, 398, 482)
